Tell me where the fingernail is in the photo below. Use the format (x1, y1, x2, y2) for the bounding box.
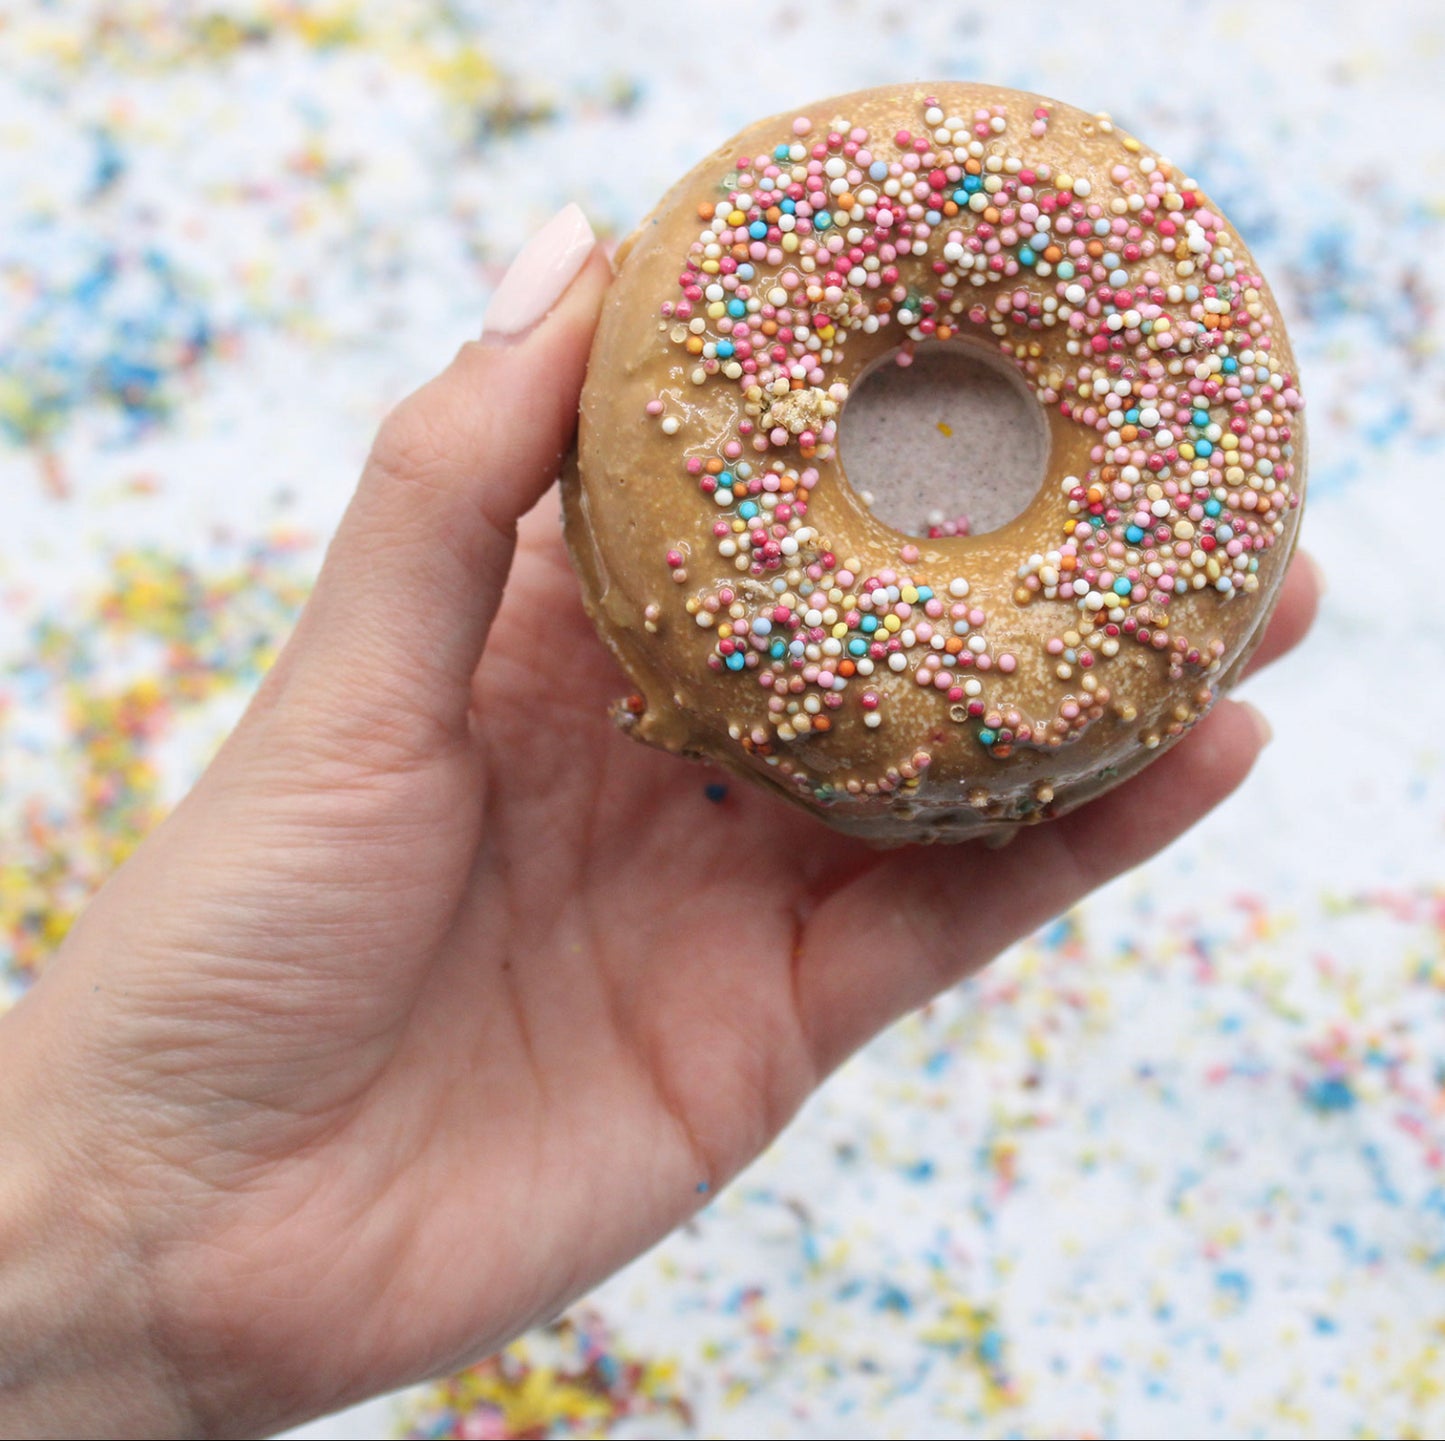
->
(482, 203, 596, 341)
(1239, 700, 1273, 748)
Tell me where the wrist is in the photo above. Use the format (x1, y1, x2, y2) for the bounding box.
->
(0, 1004, 193, 1439)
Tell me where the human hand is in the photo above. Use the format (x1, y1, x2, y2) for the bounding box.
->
(0, 203, 1320, 1438)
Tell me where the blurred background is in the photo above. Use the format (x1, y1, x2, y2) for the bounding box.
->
(2, 2, 1442, 1437)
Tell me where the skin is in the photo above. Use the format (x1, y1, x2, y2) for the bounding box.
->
(0, 241, 1319, 1439)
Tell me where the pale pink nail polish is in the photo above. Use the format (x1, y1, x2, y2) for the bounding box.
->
(482, 203, 596, 341)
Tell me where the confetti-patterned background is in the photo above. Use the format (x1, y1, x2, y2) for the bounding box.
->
(3, 3, 1442, 1437)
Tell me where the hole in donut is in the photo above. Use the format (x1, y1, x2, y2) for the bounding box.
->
(838, 341, 1050, 540)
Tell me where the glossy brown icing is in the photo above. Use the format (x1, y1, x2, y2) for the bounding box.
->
(566, 83, 1305, 843)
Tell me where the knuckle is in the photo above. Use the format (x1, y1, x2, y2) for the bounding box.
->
(369, 390, 455, 489)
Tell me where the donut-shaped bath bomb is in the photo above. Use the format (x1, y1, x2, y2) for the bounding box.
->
(566, 83, 1306, 843)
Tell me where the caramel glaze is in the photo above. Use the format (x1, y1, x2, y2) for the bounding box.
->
(565, 83, 1305, 844)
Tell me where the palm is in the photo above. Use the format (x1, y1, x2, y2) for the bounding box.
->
(43, 494, 1310, 1436)
(223, 500, 1298, 1411)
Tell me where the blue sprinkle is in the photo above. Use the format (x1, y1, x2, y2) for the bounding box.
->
(1195, 438, 1214, 457)
(738, 499, 757, 519)
(814, 212, 831, 229)
(1204, 498, 1223, 517)
(978, 728, 998, 747)
(773, 144, 790, 160)
(1215, 1270, 1253, 1306)
(1113, 576, 1133, 595)
(1222, 356, 1239, 373)
(1304, 1076, 1356, 1113)
(1018, 245, 1036, 266)
(848, 638, 867, 656)
(860, 615, 879, 633)
(875, 1283, 912, 1314)
(703, 782, 728, 803)
(1126, 526, 1145, 544)
(748, 220, 768, 240)
(1192, 409, 1210, 427)
(724, 651, 745, 671)
(727, 298, 746, 318)
(715, 339, 734, 358)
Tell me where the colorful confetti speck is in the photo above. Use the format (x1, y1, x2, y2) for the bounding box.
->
(393, 1312, 694, 1440)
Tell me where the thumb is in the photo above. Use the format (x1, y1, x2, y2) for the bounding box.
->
(273, 204, 610, 756)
